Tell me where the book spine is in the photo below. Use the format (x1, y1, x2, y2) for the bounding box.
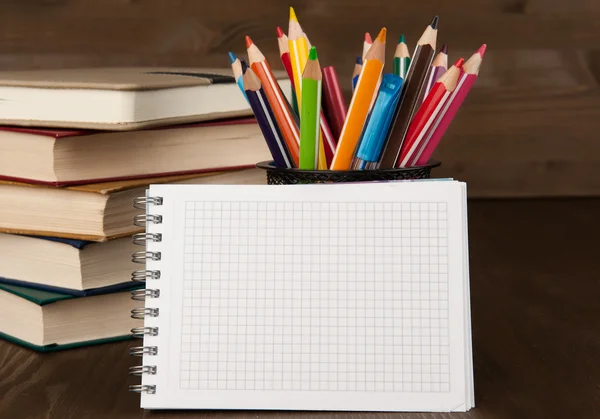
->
(129, 196, 163, 395)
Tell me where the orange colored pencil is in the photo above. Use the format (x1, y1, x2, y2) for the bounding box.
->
(330, 28, 386, 170)
(247, 36, 300, 166)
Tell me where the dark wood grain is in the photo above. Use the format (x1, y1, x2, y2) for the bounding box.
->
(1, 199, 599, 418)
(0, 0, 598, 196)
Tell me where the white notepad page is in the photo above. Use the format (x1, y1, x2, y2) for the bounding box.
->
(140, 181, 473, 411)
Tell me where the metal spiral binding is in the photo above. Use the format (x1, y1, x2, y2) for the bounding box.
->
(133, 196, 163, 210)
(132, 251, 161, 263)
(130, 346, 158, 356)
(131, 289, 160, 300)
(129, 385, 156, 394)
(133, 214, 163, 227)
(131, 326, 159, 338)
(131, 307, 159, 319)
(130, 195, 163, 396)
(131, 270, 160, 282)
(132, 232, 162, 246)
(129, 365, 157, 376)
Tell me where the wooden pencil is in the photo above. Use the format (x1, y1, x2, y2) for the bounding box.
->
(422, 44, 448, 99)
(362, 32, 372, 59)
(276, 26, 299, 115)
(415, 44, 486, 165)
(377, 16, 438, 168)
(247, 36, 300, 166)
(331, 27, 386, 170)
(288, 7, 310, 109)
(398, 58, 464, 167)
(299, 47, 322, 170)
(287, 8, 331, 169)
(322, 66, 347, 140)
(228, 52, 247, 99)
(392, 34, 410, 79)
(243, 67, 295, 168)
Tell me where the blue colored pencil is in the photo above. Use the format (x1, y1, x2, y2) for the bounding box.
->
(229, 52, 248, 101)
(243, 67, 295, 168)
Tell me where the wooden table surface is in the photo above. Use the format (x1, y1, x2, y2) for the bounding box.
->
(1, 199, 599, 419)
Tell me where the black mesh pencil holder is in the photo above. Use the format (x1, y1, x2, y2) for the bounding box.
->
(256, 160, 441, 185)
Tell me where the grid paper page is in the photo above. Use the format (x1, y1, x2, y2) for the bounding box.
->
(141, 182, 472, 411)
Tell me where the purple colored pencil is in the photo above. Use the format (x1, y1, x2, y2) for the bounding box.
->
(423, 44, 448, 99)
(242, 66, 295, 168)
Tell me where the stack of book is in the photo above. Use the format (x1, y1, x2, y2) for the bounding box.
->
(0, 67, 291, 351)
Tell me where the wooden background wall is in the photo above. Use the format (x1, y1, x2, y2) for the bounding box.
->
(0, 0, 598, 197)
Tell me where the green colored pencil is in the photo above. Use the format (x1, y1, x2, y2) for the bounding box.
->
(299, 46, 322, 170)
(392, 34, 411, 78)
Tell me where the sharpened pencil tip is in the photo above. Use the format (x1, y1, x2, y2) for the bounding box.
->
(399, 34, 406, 44)
(240, 58, 249, 73)
(245, 36, 254, 48)
(440, 44, 448, 54)
(308, 46, 318, 60)
(289, 7, 298, 23)
(365, 32, 372, 43)
(276, 26, 285, 38)
(477, 44, 487, 57)
(454, 58, 465, 68)
(431, 16, 439, 29)
(228, 52, 237, 64)
(375, 27, 386, 43)
(356, 56, 363, 65)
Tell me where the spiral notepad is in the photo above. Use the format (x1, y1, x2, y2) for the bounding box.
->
(129, 181, 474, 412)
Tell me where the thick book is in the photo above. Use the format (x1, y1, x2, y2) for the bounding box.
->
(0, 67, 291, 130)
(0, 234, 138, 295)
(130, 181, 474, 412)
(0, 117, 271, 186)
(0, 282, 142, 352)
(0, 168, 266, 242)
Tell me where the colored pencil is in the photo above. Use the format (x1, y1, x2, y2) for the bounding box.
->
(377, 16, 438, 168)
(229, 52, 247, 100)
(299, 47, 322, 170)
(415, 44, 486, 165)
(276, 26, 299, 115)
(362, 32, 372, 59)
(397, 58, 464, 167)
(243, 67, 295, 169)
(322, 66, 348, 140)
(392, 34, 411, 79)
(331, 27, 386, 170)
(288, 7, 310, 109)
(247, 36, 300, 166)
(352, 56, 363, 92)
(287, 8, 331, 169)
(422, 44, 448, 99)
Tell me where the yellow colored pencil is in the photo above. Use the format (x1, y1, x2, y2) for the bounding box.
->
(288, 7, 309, 110)
(288, 7, 327, 169)
(330, 28, 386, 170)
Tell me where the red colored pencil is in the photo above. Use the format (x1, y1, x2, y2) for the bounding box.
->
(397, 58, 464, 167)
(277, 26, 295, 89)
(322, 66, 347, 140)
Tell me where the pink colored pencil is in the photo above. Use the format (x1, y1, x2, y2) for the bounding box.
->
(414, 44, 486, 165)
(362, 32, 373, 59)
